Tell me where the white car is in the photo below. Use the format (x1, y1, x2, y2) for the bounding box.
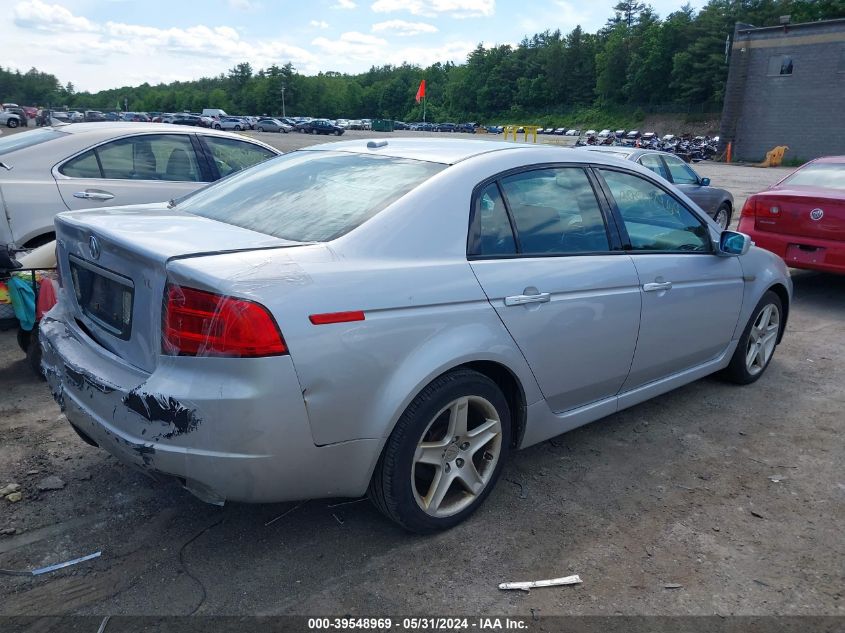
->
(0, 123, 280, 249)
(1, 111, 23, 128)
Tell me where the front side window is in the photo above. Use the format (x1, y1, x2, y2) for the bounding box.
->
(60, 134, 202, 182)
(178, 151, 445, 242)
(662, 155, 700, 185)
(600, 169, 710, 252)
(201, 136, 276, 178)
(498, 167, 610, 255)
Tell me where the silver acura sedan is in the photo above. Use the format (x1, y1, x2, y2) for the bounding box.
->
(41, 139, 792, 532)
(0, 123, 279, 249)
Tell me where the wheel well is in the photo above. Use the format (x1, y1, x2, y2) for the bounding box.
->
(23, 232, 56, 249)
(768, 282, 790, 343)
(460, 361, 527, 449)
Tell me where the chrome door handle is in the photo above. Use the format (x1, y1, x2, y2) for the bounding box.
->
(643, 281, 673, 292)
(504, 292, 551, 306)
(74, 191, 114, 201)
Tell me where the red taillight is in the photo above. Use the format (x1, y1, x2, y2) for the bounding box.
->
(740, 196, 758, 218)
(309, 311, 365, 325)
(162, 284, 287, 357)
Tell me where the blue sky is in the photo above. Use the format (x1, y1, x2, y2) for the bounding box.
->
(3, 0, 707, 92)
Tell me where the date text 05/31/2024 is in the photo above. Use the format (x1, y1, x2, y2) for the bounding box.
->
(307, 618, 529, 630)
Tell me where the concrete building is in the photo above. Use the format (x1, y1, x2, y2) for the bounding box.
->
(719, 17, 845, 162)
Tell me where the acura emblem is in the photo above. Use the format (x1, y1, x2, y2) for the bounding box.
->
(89, 235, 101, 260)
(810, 208, 824, 221)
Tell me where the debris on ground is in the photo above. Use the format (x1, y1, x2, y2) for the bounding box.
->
(1, 527, 17, 535)
(6, 492, 22, 503)
(36, 476, 66, 491)
(498, 574, 582, 591)
(768, 474, 786, 483)
(664, 583, 683, 589)
(505, 479, 528, 499)
(0, 483, 21, 496)
(264, 502, 304, 527)
(0, 551, 101, 576)
(750, 509, 766, 519)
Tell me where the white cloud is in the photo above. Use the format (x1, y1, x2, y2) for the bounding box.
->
(13, 0, 99, 33)
(331, 0, 357, 8)
(228, 0, 261, 10)
(310, 20, 330, 28)
(370, 0, 494, 18)
(372, 19, 438, 36)
(312, 31, 387, 60)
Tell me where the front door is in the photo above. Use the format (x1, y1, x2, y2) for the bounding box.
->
(596, 167, 744, 390)
(468, 165, 642, 413)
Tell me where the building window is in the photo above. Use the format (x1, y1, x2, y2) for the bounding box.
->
(767, 54, 793, 76)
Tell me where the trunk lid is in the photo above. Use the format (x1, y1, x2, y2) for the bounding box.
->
(753, 188, 845, 242)
(55, 203, 300, 372)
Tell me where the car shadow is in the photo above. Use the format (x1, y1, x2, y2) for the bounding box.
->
(789, 269, 845, 311)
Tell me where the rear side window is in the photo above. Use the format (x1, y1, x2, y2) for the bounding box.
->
(638, 154, 668, 179)
(60, 134, 202, 182)
(498, 167, 610, 255)
(470, 183, 516, 256)
(178, 151, 445, 242)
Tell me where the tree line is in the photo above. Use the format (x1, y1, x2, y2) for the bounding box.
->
(1, 0, 842, 123)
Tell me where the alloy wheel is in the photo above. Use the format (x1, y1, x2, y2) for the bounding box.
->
(715, 206, 730, 229)
(745, 303, 779, 376)
(412, 395, 503, 518)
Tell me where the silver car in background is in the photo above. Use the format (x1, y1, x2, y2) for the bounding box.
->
(41, 139, 791, 533)
(255, 118, 292, 133)
(0, 123, 279, 249)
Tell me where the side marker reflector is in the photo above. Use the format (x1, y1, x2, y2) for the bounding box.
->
(309, 311, 365, 325)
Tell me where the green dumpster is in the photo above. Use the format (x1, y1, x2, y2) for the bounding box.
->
(372, 119, 395, 132)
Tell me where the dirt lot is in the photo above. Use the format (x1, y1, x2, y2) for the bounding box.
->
(1, 130, 842, 619)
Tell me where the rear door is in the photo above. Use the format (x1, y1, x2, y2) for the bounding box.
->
(468, 165, 642, 414)
(54, 133, 210, 210)
(595, 167, 744, 389)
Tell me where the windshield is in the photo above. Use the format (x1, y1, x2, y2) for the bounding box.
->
(781, 163, 845, 191)
(178, 151, 445, 242)
(0, 128, 68, 156)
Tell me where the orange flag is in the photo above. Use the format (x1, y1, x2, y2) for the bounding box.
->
(415, 80, 425, 103)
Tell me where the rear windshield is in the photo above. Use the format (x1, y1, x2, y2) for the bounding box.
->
(781, 163, 845, 190)
(0, 128, 67, 156)
(178, 151, 445, 242)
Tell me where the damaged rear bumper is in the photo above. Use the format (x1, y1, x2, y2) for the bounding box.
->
(39, 314, 380, 504)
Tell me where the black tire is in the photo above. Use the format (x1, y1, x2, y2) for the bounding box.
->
(335, 130, 341, 136)
(27, 326, 44, 380)
(16, 328, 31, 353)
(8, 119, 19, 128)
(214, 124, 221, 130)
(722, 290, 783, 385)
(234, 125, 241, 131)
(714, 203, 732, 230)
(368, 369, 511, 533)
(257, 126, 264, 132)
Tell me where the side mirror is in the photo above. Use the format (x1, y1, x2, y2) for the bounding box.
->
(718, 230, 751, 256)
(700, 177, 711, 186)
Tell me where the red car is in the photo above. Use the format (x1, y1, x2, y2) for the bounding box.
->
(738, 156, 845, 274)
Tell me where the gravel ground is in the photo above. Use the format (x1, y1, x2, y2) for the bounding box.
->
(0, 129, 841, 618)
